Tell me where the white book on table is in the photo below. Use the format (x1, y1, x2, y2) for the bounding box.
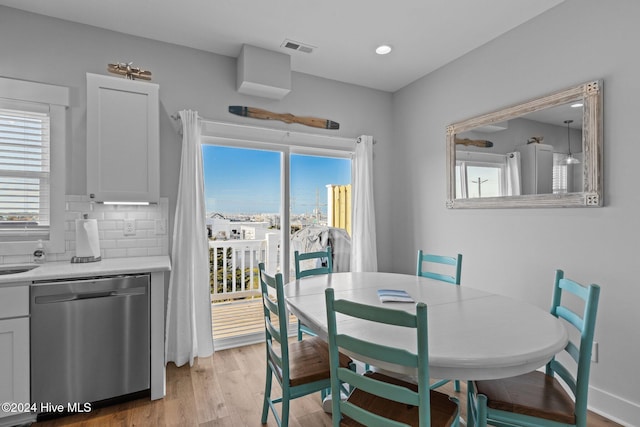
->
(377, 289, 415, 303)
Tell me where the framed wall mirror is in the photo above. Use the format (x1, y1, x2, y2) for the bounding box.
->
(446, 80, 603, 208)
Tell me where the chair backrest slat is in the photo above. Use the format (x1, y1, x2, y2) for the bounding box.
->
(295, 247, 333, 279)
(334, 298, 417, 327)
(263, 297, 279, 317)
(555, 305, 584, 332)
(548, 269, 600, 427)
(265, 320, 282, 344)
(549, 359, 578, 397)
(416, 249, 462, 285)
(559, 277, 590, 300)
(259, 263, 290, 379)
(339, 367, 421, 407)
(267, 343, 283, 370)
(564, 339, 580, 364)
(336, 334, 418, 368)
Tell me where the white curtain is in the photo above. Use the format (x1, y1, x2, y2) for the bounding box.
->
(351, 135, 378, 272)
(458, 161, 468, 198)
(165, 110, 214, 367)
(505, 152, 522, 196)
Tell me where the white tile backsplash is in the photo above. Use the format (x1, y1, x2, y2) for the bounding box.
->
(0, 195, 170, 265)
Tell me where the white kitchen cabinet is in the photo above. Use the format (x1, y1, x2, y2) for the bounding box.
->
(86, 73, 159, 203)
(0, 286, 31, 425)
(516, 143, 553, 195)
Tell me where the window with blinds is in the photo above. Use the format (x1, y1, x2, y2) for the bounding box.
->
(0, 107, 51, 240)
(553, 152, 568, 194)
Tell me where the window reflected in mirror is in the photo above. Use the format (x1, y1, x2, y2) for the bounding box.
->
(455, 153, 507, 198)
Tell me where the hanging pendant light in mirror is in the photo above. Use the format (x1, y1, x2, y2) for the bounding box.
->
(563, 119, 580, 165)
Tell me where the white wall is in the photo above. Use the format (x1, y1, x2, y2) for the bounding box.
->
(0, 6, 394, 272)
(390, 0, 639, 423)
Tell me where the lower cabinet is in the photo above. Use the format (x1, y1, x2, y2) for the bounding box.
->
(0, 318, 30, 423)
(0, 286, 33, 426)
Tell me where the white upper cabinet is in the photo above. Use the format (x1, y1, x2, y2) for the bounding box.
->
(86, 73, 159, 203)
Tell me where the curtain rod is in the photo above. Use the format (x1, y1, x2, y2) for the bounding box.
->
(171, 112, 361, 146)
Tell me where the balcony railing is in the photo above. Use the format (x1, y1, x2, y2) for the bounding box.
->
(210, 237, 294, 348)
(208, 227, 348, 347)
(209, 239, 264, 301)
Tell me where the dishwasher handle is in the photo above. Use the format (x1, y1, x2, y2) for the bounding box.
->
(77, 291, 115, 300)
(34, 286, 147, 304)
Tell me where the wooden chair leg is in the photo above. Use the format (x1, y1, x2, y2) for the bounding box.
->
(454, 379, 460, 392)
(281, 389, 290, 427)
(475, 393, 487, 427)
(466, 381, 475, 427)
(466, 381, 488, 427)
(261, 367, 273, 424)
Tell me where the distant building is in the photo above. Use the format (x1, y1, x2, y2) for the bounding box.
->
(326, 184, 351, 236)
(206, 212, 270, 240)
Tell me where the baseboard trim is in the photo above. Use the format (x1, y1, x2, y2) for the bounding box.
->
(213, 325, 298, 351)
(0, 412, 36, 427)
(589, 384, 640, 426)
(214, 332, 263, 351)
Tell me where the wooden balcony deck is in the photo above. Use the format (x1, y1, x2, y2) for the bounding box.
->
(211, 298, 297, 342)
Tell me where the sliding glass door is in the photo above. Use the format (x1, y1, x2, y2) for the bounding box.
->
(203, 144, 350, 287)
(202, 145, 282, 306)
(290, 153, 351, 278)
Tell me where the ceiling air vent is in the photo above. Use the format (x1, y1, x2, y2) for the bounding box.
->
(281, 39, 315, 54)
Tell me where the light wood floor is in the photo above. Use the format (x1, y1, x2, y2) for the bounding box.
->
(33, 341, 622, 427)
(212, 299, 295, 340)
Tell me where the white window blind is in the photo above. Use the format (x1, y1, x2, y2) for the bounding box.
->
(0, 105, 51, 241)
(553, 152, 568, 194)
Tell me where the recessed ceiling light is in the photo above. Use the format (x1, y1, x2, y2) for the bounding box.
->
(375, 44, 392, 55)
(571, 103, 583, 108)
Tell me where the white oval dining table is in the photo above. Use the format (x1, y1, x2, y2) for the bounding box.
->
(284, 271, 568, 381)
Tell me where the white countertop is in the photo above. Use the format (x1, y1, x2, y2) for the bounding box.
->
(0, 255, 171, 285)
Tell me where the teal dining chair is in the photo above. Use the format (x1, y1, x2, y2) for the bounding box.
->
(294, 246, 333, 340)
(324, 287, 460, 427)
(258, 263, 352, 427)
(416, 249, 462, 285)
(467, 270, 601, 427)
(417, 249, 463, 392)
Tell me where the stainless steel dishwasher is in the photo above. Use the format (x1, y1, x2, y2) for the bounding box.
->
(31, 275, 150, 410)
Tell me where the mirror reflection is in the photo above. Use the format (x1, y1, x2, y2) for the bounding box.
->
(446, 80, 603, 209)
(455, 102, 583, 199)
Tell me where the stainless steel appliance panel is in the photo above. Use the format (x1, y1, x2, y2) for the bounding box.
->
(31, 275, 150, 408)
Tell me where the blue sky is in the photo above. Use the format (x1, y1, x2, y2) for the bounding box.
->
(202, 145, 351, 215)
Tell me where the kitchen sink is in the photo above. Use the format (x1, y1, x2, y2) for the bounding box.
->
(0, 264, 39, 275)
